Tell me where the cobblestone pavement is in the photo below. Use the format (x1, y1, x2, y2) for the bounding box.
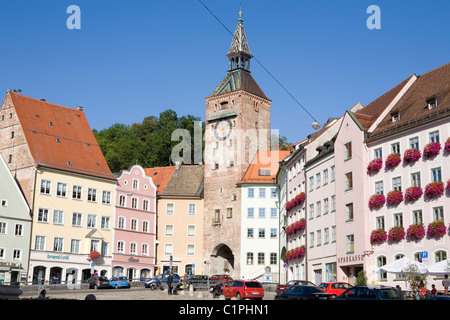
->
(20, 287, 276, 301)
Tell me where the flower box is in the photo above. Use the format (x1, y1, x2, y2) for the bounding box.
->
(285, 218, 306, 235)
(406, 223, 425, 241)
(447, 179, 450, 192)
(385, 153, 401, 169)
(285, 245, 306, 261)
(403, 148, 421, 164)
(89, 250, 101, 260)
(427, 220, 447, 238)
(295, 192, 306, 206)
(405, 186, 423, 202)
(370, 228, 387, 244)
(388, 226, 405, 242)
(423, 142, 441, 158)
(445, 138, 450, 153)
(369, 194, 385, 209)
(387, 190, 403, 206)
(367, 158, 382, 174)
(424, 181, 444, 199)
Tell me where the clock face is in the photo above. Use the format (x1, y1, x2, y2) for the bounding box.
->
(214, 120, 232, 141)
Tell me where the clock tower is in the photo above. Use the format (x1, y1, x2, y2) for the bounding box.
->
(203, 10, 271, 277)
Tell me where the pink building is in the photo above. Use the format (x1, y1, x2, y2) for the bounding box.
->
(113, 164, 157, 280)
(365, 63, 450, 290)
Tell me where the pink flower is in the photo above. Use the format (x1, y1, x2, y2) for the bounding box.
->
(423, 142, 441, 158)
(369, 194, 386, 209)
(445, 138, 450, 153)
(405, 186, 423, 202)
(387, 190, 403, 206)
(388, 226, 405, 242)
(427, 220, 447, 238)
(403, 148, 421, 163)
(367, 158, 382, 174)
(424, 181, 444, 199)
(446, 179, 450, 192)
(370, 228, 387, 244)
(407, 223, 425, 241)
(385, 153, 401, 169)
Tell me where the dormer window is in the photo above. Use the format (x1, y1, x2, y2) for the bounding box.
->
(391, 112, 400, 122)
(427, 98, 437, 110)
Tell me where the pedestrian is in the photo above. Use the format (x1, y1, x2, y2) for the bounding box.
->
(38, 289, 48, 300)
(430, 284, 437, 297)
(85, 294, 97, 300)
(167, 273, 173, 295)
(442, 274, 450, 294)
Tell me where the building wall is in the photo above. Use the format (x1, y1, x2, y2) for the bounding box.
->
(157, 197, 204, 277)
(113, 165, 157, 280)
(0, 155, 31, 284)
(29, 168, 115, 284)
(240, 183, 279, 282)
(367, 118, 450, 289)
(305, 153, 337, 285)
(284, 149, 307, 280)
(334, 112, 371, 284)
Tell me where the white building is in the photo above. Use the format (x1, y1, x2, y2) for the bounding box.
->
(238, 150, 290, 283)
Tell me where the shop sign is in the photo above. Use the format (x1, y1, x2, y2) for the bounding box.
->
(128, 257, 139, 263)
(47, 254, 69, 260)
(337, 254, 364, 264)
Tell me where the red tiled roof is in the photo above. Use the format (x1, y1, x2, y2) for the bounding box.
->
(239, 150, 290, 184)
(10, 92, 116, 180)
(371, 62, 450, 135)
(353, 75, 415, 131)
(144, 166, 176, 195)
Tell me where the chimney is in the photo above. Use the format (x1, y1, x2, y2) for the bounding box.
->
(40, 99, 46, 101)
(77, 106, 83, 111)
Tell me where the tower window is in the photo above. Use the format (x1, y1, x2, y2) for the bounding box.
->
(220, 102, 229, 110)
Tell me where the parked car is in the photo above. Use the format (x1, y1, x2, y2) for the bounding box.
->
(209, 274, 233, 288)
(276, 280, 318, 295)
(145, 273, 181, 288)
(275, 285, 333, 300)
(109, 276, 130, 289)
(333, 285, 405, 300)
(223, 280, 264, 300)
(186, 275, 209, 290)
(87, 276, 110, 289)
(319, 282, 353, 297)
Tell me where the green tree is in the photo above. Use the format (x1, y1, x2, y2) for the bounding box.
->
(94, 109, 204, 173)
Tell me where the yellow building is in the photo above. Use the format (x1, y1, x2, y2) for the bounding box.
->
(0, 91, 116, 284)
(154, 164, 204, 277)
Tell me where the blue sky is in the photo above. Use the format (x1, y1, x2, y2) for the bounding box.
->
(0, 0, 448, 143)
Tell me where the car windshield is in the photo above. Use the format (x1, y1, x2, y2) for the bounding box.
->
(118, 277, 127, 280)
(380, 288, 401, 299)
(245, 282, 262, 288)
(99, 277, 108, 281)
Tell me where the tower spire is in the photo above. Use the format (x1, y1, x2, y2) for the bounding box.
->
(226, 9, 252, 71)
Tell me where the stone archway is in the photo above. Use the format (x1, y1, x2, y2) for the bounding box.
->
(210, 243, 234, 276)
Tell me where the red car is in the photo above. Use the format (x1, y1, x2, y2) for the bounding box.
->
(223, 280, 264, 300)
(319, 282, 353, 297)
(276, 280, 317, 295)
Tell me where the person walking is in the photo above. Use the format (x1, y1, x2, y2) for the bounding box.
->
(167, 273, 173, 295)
(442, 274, 450, 294)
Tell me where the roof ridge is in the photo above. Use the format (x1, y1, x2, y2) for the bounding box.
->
(417, 62, 450, 77)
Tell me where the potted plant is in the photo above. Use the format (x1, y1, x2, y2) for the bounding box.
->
(424, 181, 444, 199)
(367, 158, 382, 174)
(387, 190, 403, 206)
(370, 228, 387, 244)
(427, 220, 447, 238)
(423, 142, 441, 158)
(406, 223, 425, 241)
(385, 153, 401, 169)
(405, 186, 423, 202)
(388, 226, 405, 242)
(403, 148, 421, 164)
(369, 194, 386, 209)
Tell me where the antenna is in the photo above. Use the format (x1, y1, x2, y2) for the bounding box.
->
(13, 89, 22, 95)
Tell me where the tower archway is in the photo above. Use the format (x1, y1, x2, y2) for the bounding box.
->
(210, 243, 234, 276)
